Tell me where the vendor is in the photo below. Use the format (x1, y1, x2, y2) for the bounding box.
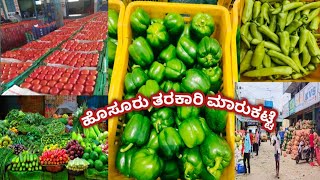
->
(12, 12, 22, 22)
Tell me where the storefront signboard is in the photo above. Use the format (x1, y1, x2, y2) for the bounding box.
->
(289, 98, 295, 115)
(282, 102, 289, 118)
(301, 83, 318, 110)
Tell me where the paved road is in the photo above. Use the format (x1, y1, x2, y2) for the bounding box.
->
(236, 141, 320, 180)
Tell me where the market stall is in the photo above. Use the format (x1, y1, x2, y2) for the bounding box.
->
(1, 12, 108, 96)
(0, 96, 108, 180)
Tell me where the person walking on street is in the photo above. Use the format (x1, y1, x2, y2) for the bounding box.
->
(272, 129, 281, 179)
(255, 129, 259, 156)
(249, 129, 254, 158)
(243, 129, 252, 174)
(309, 129, 315, 161)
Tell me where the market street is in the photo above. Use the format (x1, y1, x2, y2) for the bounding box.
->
(236, 141, 320, 180)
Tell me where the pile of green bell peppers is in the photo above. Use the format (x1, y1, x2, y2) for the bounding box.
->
(115, 8, 232, 180)
(240, 0, 320, 80)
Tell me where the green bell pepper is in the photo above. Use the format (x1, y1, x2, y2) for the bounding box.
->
(138, 80, 160, 98)
(202, 66, 223, 93)
(181, 69, 211, 93)
(108, 38, 117, 66)
(108, 9, 119, 38)
(116, 146, 137, 177)
(177, 36, 197, 66)
(178, 117, 205, 148)
(200, 132, 232, 180)
(197, 36, 222, 67)
(160, 159, 180, 180)
(131, 148, 163, 180)
(145, 129, 159, 151)
(181, 146, 204, 179)
(129, 37, 154, 68)
(147, 23, 170, 49)
(158, 44, 176, 63)
(159, 127, 184, 158)
(124, 66, 148, 93)
(205, 107, 227, 134)
(164, 13, 185, 36)
(151, 107, 175, 133)
(124, 94, 145, 121)
(148, 61, 165, 83)
(120, 114, 151, 152)
(151, 18, 164, 25)
(177, 106, 200, 121)
(180, 24, 191, 39)
(191, 13, 215, 40)
(164, 58, 186, 80)
(160, 80, 181, 93)
(130, 8, 151, 34)
(200, 168, 216, 180)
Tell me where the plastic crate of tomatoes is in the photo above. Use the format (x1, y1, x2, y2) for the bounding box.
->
(1, 49, 49, 61)
(40, 34, 70, 42)
(1, 62, 32, 84)
(21, 41, 60, 50)
(61, 40, 104, 52)
(73, 31, 107, 41)
(44, 50, 99, 67)
(20, 66, 98, 95)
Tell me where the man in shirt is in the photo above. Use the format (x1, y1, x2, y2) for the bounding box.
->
(243, 129, 252, 174)
(249, 130, 254, 157)
(255, 129, 260, 156)
(272, 129, 281, 179)
(309, 129, 315, 161)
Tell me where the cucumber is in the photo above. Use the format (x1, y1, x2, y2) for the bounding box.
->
(22, 162, 25, 167)
(26, 163, 28, 168)
(15, 157, 20, 163)
(30, 154, 33, 162)
(29, 163, 33, 167)
(39, 166, 42, 170)
(23, 167, 26, 171)
(17, 163, 21, 168)
(26, 154, 30, 162)
(28, 167, 31, 171)
(13, 163, 16, 168)
(32, 161, 35, 167)
(35, 166, 38, 171)
(19, 167, 22, 171)
(7, 165, 12, 170)
(19, 153, 24, 163)
(33, 154, 38, 162)
(31, 167, 34, 171)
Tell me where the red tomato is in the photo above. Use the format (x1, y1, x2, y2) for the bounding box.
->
(20, 82, 32, 89)
(85, 86, 94, 94)
(47, 80, 57, 87)
(66, 68, 73, 73)
(62, 73, 71, 78)
(16, 69, 24, 74)
(49, 87, 60, 95)
(55, 82, 64, 89)
(29, 73, 38, 78)
(31, 79, 40, 85)
(45, 75, 53, 81)
(52, 75, 61, 81)
(47, 71, 55, 75)
(25, 77, 33, 83)
(59, 90, 70, 95)
(59, 77, 68, 83)
(70, 73, 79, 79)
(63, 84, 73, 91)
(7, 74, 17, 80)
(40, 86, 50, 94)
(74, 84, 84, 92)
(79, 75, 87, 80)
(73, 69, 81, 74)
(81, 70, 89, 75)
(16, 63, 23, 68)
(68, 78, 77, 84)
(89, 70, 98, 75)
(32, 84, 42, 92)
(86, 80, 96, 86)
(56, 71, 63, 76)
(40, 80, 48, 86)
(38, 74, 46, 80)
(70, 90, 81, 96)
(87, 75, 96, 81)
(77, 79, 86, 84)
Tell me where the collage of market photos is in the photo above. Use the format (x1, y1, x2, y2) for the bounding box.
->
(1, 0, 320, 180)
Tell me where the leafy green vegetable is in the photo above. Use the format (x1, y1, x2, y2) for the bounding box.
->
(72, 103, 88, 133)
(0, 148, 15, 179)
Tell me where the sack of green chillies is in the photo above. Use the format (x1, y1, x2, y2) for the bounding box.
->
(115, 8, 232, 180)
(240, 0, 320, 80)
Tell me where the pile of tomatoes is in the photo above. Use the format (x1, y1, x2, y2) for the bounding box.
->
(44, 51, 99, 67)
(1, 62, 32, 83)
(22, 41, 60, 50)
(61, 40, 104, 52)
(1, 49, 48, 61)
(73, 31, 106, 41)
(20, 66, 97, 95)
(40, 35, 70, 42)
